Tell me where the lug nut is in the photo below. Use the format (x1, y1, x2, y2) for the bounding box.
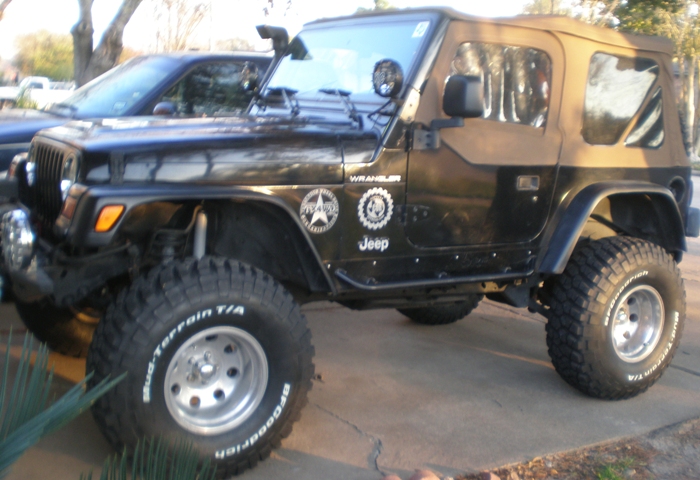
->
(190, 396, 200, 407)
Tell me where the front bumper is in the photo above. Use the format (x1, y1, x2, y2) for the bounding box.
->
(1, 208, 54, 302)
(0, 206, 130, 305)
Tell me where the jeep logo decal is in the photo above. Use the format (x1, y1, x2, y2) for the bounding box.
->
(300, 188, 340, 234)
(358, 187, 393, 230)
(358, 236, 389, 252)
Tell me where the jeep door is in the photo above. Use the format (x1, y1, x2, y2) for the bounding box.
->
(405, 21, 564, 248)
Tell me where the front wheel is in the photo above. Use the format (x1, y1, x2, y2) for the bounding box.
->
(545, 237, 685, 399)
(87, 258, 314, 476)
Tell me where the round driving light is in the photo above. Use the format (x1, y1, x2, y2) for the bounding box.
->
(372, 59, 404, 99)
(2, 210, 35, 270)
(60, 153, 80, 201)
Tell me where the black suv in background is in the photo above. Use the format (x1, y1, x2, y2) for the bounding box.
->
(0, 51, 271, 172)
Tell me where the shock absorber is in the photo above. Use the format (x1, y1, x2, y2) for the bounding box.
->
(193, 210, 208, 259)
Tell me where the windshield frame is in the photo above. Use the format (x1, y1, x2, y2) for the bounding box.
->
(255, 11, 443, 118)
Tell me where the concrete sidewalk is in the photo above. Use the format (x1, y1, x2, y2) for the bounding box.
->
(3, 238, 700, 480)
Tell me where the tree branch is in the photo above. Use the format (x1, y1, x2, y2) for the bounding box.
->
(80, 0, 143, 85)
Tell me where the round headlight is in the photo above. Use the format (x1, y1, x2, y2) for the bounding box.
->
(2, 209, 35, 270)
(60, 153, 80, 201)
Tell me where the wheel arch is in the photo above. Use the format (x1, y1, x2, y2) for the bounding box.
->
(205, 199, 333, 295)
(68, 184, 334, 294)
(539, 181, 687, 274)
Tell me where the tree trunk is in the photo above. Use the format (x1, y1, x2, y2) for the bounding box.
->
(72, 0, 143, 87)
(71, 0, 95, 87)
(693, 57, 700, 158)
(0, 0, 13, 20)
(686, 56, 695, 152)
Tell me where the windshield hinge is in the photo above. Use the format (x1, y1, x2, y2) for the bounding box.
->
(109, 152, 125, 185)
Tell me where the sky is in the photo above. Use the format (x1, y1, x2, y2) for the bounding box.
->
(0, 0, 530, 60)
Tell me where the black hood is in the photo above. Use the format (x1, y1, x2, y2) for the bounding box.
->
(38, 115, 378, 154)
(36, 115, 380, 186)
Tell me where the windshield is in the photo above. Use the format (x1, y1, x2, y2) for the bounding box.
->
(265, 19, 432, 108)
(46, 56, 180, 118)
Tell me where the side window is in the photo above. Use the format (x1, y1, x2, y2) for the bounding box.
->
(160, 62, 258, 116)
(450, 42, 552, 128)
(583, 53, 659, 145)
(625, 87, 664, 148)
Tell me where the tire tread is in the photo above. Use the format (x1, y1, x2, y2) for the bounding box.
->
(87, 257, 314, 477)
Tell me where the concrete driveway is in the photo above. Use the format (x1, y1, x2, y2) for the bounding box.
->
(4, 209, 700, 480)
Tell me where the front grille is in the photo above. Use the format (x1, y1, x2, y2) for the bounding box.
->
(29, 140, 71, 231)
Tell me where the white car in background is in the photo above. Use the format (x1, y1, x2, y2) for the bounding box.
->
(0, 76, 74, 109)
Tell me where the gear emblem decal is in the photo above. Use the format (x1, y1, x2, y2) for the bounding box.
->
(300, 188, 340, 234)
(358, 187, 393, 230)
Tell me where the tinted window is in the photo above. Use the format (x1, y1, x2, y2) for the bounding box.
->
(160, 62, 258, 116)
(49, 56, 180, 117)
(583, 53, 659, 145)
(450, 42, 552, 128)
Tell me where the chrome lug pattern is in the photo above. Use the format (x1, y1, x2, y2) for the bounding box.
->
(611, 285, 664, 363)
(164, 325, 268, 435)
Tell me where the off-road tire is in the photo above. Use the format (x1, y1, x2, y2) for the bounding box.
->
(545, 237, 685, 399)
(398, 294, 482, 325)
(87, 257, 314, 477)
(16, 299, 98, 357)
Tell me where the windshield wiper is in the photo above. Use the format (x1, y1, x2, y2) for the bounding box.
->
(264, 87, 300, 117)
(319, 88, 363, 129)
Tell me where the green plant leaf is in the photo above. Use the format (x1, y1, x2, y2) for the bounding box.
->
(0, 331, 124, 479)
(92, 436, 216, 480)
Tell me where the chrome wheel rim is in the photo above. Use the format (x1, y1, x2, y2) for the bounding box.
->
(164, 325, 268, 435)
(611, 285, 664, 363)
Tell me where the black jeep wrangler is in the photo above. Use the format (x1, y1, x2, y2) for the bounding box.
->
(2, 7, 699, 476)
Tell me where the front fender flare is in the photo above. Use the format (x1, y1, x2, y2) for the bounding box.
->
(62, 183, 334, 290)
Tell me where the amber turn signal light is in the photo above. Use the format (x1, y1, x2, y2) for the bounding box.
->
(95, 205, 125, 232)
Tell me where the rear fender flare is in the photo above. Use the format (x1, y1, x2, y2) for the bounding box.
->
(539, 181, 686, 274)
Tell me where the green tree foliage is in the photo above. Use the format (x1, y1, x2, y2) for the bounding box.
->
(14, 31, 74, 81)
(356, 0, 396, 13)
(216, 38, 256, 52)
(523, 0, 572, 16)
(615, 0, 684, 34)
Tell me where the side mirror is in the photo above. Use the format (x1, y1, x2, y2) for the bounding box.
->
(372, 59, 403, 99)
(153, 102, 176, 116)
(443, 75, 484, 118)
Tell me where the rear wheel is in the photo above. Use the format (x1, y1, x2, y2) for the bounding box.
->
(87, 257, 314, 477)
(398, 294, 482, 325)
(545, 237, 685, 399)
